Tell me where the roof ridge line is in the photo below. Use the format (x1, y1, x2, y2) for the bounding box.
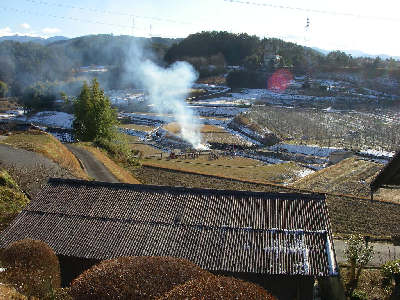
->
(46, 178, 326, 200)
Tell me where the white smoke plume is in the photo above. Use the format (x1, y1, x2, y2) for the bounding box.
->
(127, 43, 206, 150)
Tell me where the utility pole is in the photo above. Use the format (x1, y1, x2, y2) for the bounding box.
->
(304, 17, 312, 89)
(149, 24, 152, 38)
(131, 16, 135, 36)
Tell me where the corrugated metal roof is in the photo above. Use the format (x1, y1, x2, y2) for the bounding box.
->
(0, 178, 338, 276)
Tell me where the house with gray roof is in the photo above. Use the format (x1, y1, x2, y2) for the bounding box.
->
(0, 178, 340, 300)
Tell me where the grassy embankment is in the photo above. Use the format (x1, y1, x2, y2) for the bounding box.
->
(74, 143, 141, 184)
(0, 131, 87, 179)
(0, 170, 29, 231)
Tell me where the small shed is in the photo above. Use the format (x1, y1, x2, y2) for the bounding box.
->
(370, 150, 400, 200)
(0, 178, 340, 300)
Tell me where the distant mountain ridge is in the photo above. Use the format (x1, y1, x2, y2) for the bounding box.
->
(0, 35, 69, 45)
(312, 46, 400, 60)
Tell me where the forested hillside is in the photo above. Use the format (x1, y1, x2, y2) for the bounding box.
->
(0, 31, 399, 97)
(0, 34, 180, 96)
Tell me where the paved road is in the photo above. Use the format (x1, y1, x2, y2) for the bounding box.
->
(0, 143, 61, 170)
(334, 239, 400, 267)
(66, 144, 118, 183)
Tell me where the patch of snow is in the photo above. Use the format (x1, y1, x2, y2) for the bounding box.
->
(270, 144, 342, 157)
(296, 169, 315, 178)
(5, 109, 24, 116)
(360, 149, 395, 158)
(16, 111, 74, 129)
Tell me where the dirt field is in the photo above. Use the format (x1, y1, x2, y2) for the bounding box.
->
(142, 155, 307, 184)
(119, 124, 155, 132)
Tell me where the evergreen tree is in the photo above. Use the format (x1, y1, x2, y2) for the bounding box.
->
(0, 81, 8, 98)
(73, 79, 117, 141)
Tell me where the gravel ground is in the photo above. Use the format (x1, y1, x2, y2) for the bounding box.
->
(0, 144, 74, 198)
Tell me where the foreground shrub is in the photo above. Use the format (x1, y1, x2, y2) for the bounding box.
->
(159, 275, 276, 300)
(0, 186, 29, 231)
(70, 256, 211, 300)
(0, 239, 61, 298)
(94, 135, 140, 166)
(350, 289, 368, 300)
(0, 284, 27, 299)
(0, 169, 19, 190)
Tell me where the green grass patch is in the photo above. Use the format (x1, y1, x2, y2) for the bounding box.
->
(0, 170, 29, 231)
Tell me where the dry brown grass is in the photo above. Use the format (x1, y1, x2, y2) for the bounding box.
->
(163, 123, 226, 135)
(142, 156, 305, 184)
(119, 124, 155, 132)
(76, 143, 140, 184)
(291, 157, 382, 197)
(0, 284, 27, 299)
(162, 122, 249, 146)
(1, 131, 87, 179)
(341, 267, 394, 300)
(374, 188, 400, 204)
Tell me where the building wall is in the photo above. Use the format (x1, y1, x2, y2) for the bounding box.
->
(58, 255, 99, 287)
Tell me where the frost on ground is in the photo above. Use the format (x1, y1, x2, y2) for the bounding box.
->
(360, 149, 395, 158)
(269, 144, 341, 158)
(296, 169, 315, 178)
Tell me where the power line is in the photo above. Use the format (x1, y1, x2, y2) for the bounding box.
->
(223, 0, 400, 22)
(0, 5, 152, 32)
(22, 0, 201, 26)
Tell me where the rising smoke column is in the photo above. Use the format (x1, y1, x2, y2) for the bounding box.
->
(135, 59, 204, 149)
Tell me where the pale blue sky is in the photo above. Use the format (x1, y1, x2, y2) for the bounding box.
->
(1, 0, 399, 56)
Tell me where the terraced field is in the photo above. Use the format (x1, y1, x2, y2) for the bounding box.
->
(163, 122, 251, 146)
(291, 157, 382, 197)
(142, 155, 311, 185)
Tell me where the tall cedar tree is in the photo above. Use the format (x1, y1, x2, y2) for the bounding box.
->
(73, 79, 117, 141)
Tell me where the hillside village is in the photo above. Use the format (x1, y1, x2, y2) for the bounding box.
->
(0, 28, 400, 300)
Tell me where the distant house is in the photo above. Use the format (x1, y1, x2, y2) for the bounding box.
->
(0, 179, 340, 300)
(370, 150, 400, 200)
(328, 150, 354, 165)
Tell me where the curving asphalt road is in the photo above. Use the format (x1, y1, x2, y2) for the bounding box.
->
(66, 144, 118, 183)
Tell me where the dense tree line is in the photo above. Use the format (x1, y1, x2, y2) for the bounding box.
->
(165, 31, 400, 78)
(0, 41, 73, 96)
(165, 31, 260, 65)
(0, 31, 398, 100)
